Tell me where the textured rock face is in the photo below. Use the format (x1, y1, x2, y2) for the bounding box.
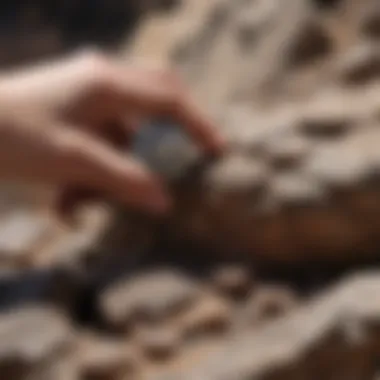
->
(126, 0, 380, 264)
(100, 269, 200, 330)
(153, 272, 380, 380)
(0, 307, 74, 379)
(3, 0, 380, 380)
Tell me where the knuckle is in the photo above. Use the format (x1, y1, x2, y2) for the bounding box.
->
(75, 49, 114, 89)
(158, 69, 187, 114)
(55, 130, 88, 170)
(78, 49, 109, 68)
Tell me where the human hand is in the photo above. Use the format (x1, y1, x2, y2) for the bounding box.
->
(0, 51, 225, 215)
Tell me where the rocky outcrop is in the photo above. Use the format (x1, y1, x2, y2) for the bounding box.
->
(2, 0, 380, 380)
(146, 271, 380, 379)
(124, 0, 380, 264)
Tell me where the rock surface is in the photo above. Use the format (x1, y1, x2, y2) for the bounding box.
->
(127, 0, 380, 263)
(2, 0, 380, 380)
(99, 269, 200, 331)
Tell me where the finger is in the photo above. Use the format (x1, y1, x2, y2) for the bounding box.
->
(78, 113, 140, 149)
(95, 114, 143, 149)
(107, 63, 226, 154)
(52, 125, 171, 214)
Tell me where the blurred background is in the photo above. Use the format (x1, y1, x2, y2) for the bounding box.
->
(1, 0, 380, 379)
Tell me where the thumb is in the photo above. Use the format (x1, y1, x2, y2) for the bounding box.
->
(52, 125, 170, 214)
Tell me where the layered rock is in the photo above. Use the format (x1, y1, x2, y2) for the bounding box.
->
(125, 0, 380, 264)
(1, 0, 380, 380)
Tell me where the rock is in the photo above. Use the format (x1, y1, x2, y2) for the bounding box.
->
(284, 17, 333, 68)
(239, 285, 299, 327)
(210, 264, 252, 299)
(100, 269, 199, 331)
(0, 208, 52, 265)
(78, 333, 137, 380)
(131, 120, 204, 182)
(298, 101, 354, 140)
(35, 204, 112, 268)
(234, 0, 278, 49)
(0, 306, 74, 380)
(303, 141, 373, 189)
(336, 43, 380, 85)
(180, 294, 232, 339)
(263, 133, 311, 169)
(156, 272, 380, 379)
(219, 107, 275, 154)
(136, 326, 181, 361)
(204, 154, 268, 195)
(269, 173, 326, 209)
(29, 350, 79, 380)
(359, 0, 380, 40)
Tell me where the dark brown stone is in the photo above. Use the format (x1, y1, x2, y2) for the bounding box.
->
(284, 19, 333, 67)
(360, 0, 380, 40)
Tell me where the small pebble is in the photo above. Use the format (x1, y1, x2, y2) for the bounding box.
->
(210, 264, 252, 299)
(240, 285, 299, 326)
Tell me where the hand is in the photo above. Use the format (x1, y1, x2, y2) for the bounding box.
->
(0, 50, 225, 214)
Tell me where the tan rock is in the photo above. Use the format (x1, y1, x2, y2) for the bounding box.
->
(264, 134, 311, 170)
(204, 153, 268, 195)
(0, 306, 74, 380)
(336, 43, 380, 85)
(100, 269, 200, 331)
(136, 326, 181, 361)
(78, 334, 137, 380)
(154, 272, 380, 379)
(238, 285, 299, 327)
(180, 294, 232, 339)
(359, 0, 380, 40)
(210, 264, 252, 299)
(233, 0, 278, 49)
(0, 208, 53, 266)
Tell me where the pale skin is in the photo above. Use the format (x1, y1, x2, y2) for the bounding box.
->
(0, 51, 225, 214)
